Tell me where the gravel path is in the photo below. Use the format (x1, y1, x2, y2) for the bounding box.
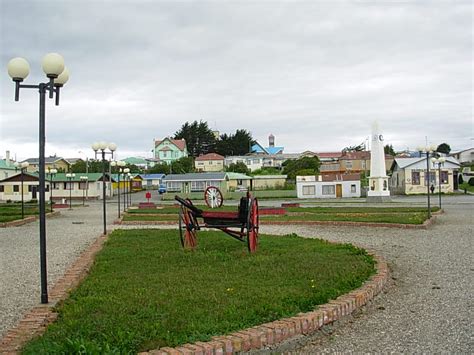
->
(256, 197, 473, 353)
(1, 193, 472, 353)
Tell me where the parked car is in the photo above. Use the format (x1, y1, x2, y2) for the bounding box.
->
(158, 184, 167, 194)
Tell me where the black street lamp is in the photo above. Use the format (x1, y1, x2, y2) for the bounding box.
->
(46, 168, 57, 213)
(111, 161, 126, 218)
(80, 176, 89, 206)
(123, 168, 130, 210)
(431, 157, 446, 209)
(14, 161, 29, 219)
(7, 53, 68, 304)
(92, 142, 117, 235)
(417, 145, 437, 219)
(65, 173, 76, 209)
(127, 172, 133, 207)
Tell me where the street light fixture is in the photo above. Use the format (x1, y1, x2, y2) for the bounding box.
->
(46, 168, 57, 212)
(65, 173, 76, 209)
(431, 157, 446, 209)
(80, 176, 89, 206)
(92, 142, 116, 235)
(111, 161, 126, 218)
(8, 52, 69, 304)
(417, 145, 437, 219)
(14, 161, 29, 219)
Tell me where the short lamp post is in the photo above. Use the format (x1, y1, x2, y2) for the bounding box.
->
(417, 145, 437, 219)
(14, 161, 29, 219)
(431, 157, 446, 209)
(46, 168, 57, 212)
(92, 142, 117, 235)
(111, 161, 126, 218)
(80, 176, 89, 206)
(65, 173, 76, 209)
(8, 53, 69, 304)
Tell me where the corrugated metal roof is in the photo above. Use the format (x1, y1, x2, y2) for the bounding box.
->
(139, 174, 166, 180)
(225, 172, 252, 180)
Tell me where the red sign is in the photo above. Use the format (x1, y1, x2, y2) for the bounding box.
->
(145, 192, 151, 202)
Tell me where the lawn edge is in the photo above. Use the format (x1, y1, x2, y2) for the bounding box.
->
(0, 211, 61, 228)
(0, 230, 389, 354)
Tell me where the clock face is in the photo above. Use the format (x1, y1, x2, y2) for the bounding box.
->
(379, 134, 384, 141)
(372, 134, 378, 141)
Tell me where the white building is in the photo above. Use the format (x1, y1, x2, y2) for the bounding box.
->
(296, 174, 361, 199)
(450, 148, 473, 165)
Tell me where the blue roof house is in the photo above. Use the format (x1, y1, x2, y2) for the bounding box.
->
(251, 134, 284, 155)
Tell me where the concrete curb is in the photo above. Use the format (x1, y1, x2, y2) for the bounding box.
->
(0, 211, 61, 228)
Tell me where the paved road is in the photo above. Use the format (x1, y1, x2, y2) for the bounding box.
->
(1, 193, 472, 354)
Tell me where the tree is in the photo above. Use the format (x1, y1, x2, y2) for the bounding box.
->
(225, 162, 250, 175)
(436, 143, 451, 154)
(251, 167, 281, 175)
(214, 129, 254, 156)
(174, 120, 216, 157)
(171, 157, 194, 174)
(342, 143, 365, 152)
(282, 156, 321, 180)
(70, 159, 106, 173)
(384, 144, 396, 156)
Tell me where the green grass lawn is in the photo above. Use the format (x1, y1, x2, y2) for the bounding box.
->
(23, 230, 375, 354)
(0, 205, 39, 222)
(459, 183, 474, 193)
(122, 206, 436, 224)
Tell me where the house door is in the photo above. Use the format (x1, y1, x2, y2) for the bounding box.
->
(31, 186, 37, 199)
(453, 171, 458, 190)
(336, 184, 342, 198)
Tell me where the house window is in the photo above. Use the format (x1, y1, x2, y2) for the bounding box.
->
(13, 185, 19, 192)
(322, 185, 335, 195)
(65, 182, 74, 190)
(191, 181, 206, 191)
(302, 185, 316, 195)
(412, 172, 420, 185)
(163, 151, 167, 158)
(79, 182, 88, 190)
(197, 162, 204, 165)
(440, 171, 448, 184)
(424, 172, 436, 186)
(53, 182, 59, 190)
(351, 184, 357, 193)
(0, 186, 4, 192)
(237, 179, 243, 185)
(345, 161, 352, 169)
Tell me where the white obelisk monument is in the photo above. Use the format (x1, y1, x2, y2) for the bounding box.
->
(367, 121, 391, 202)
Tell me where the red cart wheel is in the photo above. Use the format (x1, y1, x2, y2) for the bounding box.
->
(247, 198, 259, 253)
(204, 186, 223, 208)
(179, 206, 197, 249)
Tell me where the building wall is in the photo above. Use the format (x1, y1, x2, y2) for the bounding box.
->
(297, 180, 361, 199)
(0, 181, 51, 202)
(195, 160, 224, 172)
(26, 161, 70, 173)
(252, 176, 287, 190)
(154, 140, 187, 164)
(391, 168, 456, 195)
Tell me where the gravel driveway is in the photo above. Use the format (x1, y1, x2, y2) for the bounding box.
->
(1, 194, 472, 353)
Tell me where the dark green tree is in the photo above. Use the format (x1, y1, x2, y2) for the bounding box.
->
(174, 120, 216, 157)
(214, 129, 254, 156)
(171, 157, 194, 174)
(436, 143, 451, 154)
(384, 144, 396, 156)
(251, 167, 282, 175)
(225, 162, 250, 175)
(70, 159, 106, 173)
(282, 156, 321, 180)
(342, 143, 365, 152)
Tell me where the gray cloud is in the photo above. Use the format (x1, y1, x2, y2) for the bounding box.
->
(1, 0, 472, 160)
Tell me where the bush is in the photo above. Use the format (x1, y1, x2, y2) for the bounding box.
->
(469, 178, 474, 186)
(459, 175, 464, 184)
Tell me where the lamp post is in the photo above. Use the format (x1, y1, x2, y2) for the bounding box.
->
(80, 176, 88, 206)
(8, 53, 69, 304)
(65, 173, 76, 209)
(111, 161, 126, 218)
(128, 172, 133, 207)
(123, 168, 130, 210)
(46, 168, 57, 212)
(417, 145, 437, 219)
(431, 157, 446, 209)
(14, 161, 29, 219)
(92, 142, 117, 235)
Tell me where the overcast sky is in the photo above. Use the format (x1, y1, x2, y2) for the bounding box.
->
(0, 0, 472, 161)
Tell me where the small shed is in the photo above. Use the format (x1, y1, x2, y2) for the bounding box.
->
(251, 175, 287, 190)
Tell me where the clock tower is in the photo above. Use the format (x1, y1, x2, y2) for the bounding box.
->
(367, 121, 391, 202)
